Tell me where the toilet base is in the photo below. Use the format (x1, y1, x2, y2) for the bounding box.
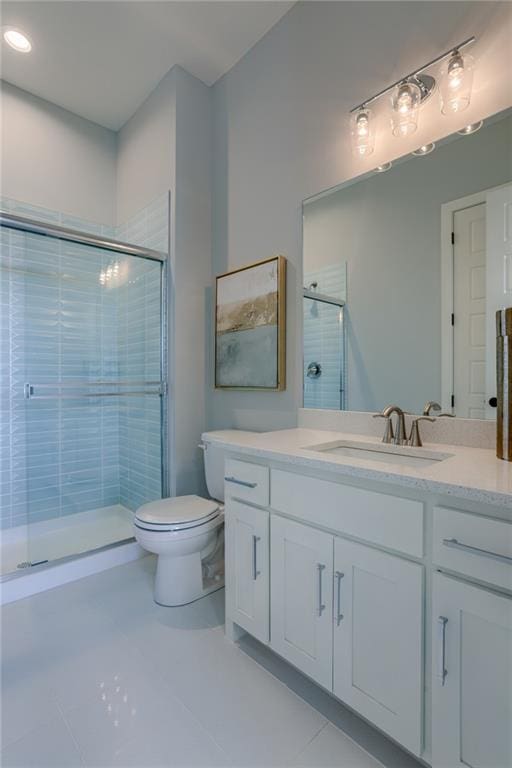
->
(154, 551, 224, 606)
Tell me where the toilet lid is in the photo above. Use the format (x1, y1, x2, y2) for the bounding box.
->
(135, 495, 219, 526)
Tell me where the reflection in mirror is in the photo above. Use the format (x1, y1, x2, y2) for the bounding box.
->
(303, 263, 346, 409)
(302, 110, 512, 419)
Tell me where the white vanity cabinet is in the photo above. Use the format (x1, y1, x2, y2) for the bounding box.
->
(223, 456, 512, 767)
(225, 499, 269, 643)
(333, 537, 423, 756)
(432, 573, 512, 768)
(270, 516, 334, 689)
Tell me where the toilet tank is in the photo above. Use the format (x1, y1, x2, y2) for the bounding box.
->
(202, 431, 256, 503)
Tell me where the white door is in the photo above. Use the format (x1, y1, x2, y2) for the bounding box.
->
(270, 516, 333, 689)
(432, 572, 512, 768)
(453, 203, 487, 419)
(485, 183, 512, 419)
(225, 499, 269, 643)
(333, 537, 423, 756)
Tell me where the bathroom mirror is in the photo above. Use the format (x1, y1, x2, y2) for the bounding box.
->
(302, 108, 512, 418)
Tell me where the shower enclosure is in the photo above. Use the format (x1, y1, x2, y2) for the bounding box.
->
(0, 212, 168, 579)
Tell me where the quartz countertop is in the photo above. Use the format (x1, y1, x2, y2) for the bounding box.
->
(203, 428, 512, 509)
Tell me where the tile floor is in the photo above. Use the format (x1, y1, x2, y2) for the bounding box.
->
(1, 557, 421, 767)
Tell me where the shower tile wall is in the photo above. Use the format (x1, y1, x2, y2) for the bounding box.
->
(0, 195, 169, 529)
(303, 264, 346, 410)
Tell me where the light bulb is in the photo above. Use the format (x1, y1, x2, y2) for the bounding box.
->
(351, 108, 375, 158)
(397, 89, 413, 115)
(447, 52, 464, 89)
(391, 81, 421, 137)
(356, 112, 369, 137)
(440, 51, 474, 114)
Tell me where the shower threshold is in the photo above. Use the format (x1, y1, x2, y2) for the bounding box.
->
(1, 505, 145, 604)
(1, 504, 135, 577)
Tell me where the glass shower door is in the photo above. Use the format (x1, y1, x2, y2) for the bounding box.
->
(0, 223, 166, 573)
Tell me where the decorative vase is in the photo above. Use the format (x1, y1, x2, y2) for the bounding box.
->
(496, 307, 512, 461)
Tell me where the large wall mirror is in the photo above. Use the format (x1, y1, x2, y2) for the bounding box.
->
(302, 109, 512, 419)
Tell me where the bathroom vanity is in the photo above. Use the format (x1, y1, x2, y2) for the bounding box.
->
(208, 426, 512, 768)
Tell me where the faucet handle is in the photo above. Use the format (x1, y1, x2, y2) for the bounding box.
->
(373, 412, 394, 444)
(408, 416, 435, 447)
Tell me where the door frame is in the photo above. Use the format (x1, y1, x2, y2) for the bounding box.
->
(441, 188, 489, 414)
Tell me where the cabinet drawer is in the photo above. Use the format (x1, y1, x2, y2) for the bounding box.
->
(271, 470, 423, 557)
(224, 459, 269, 507)
(433, 507, 512, 591)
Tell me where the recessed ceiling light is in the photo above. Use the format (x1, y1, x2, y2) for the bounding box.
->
(3, 28, 32, 53)
(375, 163, 392, 173)
(412, 143, 435, 156)
(457, 121, 483, 135)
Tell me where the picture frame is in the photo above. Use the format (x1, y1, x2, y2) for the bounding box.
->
(215, 255, 286, 391)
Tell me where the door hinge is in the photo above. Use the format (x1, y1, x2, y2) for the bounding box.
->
(451, 313, 454, 326)
(451, 231, 455, 245)
(451, 395, 455, 408)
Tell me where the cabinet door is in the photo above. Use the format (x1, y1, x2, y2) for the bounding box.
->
(225, 499, 269, 643)
(333, 537, 423, 756)
(270, 515, 333, 689)
(432, 573, 512, 768)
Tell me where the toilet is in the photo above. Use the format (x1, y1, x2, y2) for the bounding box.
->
(134, 435, 227, 606)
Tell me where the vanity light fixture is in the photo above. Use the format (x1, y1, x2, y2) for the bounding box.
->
(412, 143, 435, 156)
(349, 36, 476, 155)
(440, 50, 474, 114)
(351, 107, 375, 157)
(457, 120, 483, 135)
(375, 162, 392, 173)
(3, 27, 32, 53)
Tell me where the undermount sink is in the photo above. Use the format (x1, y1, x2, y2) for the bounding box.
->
(303, 439, 453, 469)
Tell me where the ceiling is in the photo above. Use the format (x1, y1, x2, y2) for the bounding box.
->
(0, 1, 294, 130)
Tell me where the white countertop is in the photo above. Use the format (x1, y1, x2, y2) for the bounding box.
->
(204, 428, 512, 509)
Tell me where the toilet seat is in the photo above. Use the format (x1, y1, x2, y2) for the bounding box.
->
(134, 495, 220, 533)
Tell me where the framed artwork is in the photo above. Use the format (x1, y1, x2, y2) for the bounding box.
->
(215, 255, 286, 390)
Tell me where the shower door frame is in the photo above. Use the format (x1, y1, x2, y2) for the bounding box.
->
(0, 210, 170, 576)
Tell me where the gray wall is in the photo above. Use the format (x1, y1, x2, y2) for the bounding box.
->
(116, 70, 176, 226)
(115, 66, 211, 497)
(304, 116, 512, 414)
(0, 81, 117, 226)
(208, 0, 512, 431)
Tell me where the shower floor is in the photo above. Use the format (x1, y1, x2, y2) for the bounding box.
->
(1, 505, 135, 576)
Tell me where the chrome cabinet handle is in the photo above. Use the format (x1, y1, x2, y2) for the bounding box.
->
(252, 535, 261, 580)
(317, 564, 326, 617)
(442, 538, 512, 565)
(224, 476, 257, 489)
(437, 616, 448, 686)
(335, 571, 344, 625)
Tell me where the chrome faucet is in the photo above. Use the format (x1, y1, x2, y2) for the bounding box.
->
(374, 404, 408, 445)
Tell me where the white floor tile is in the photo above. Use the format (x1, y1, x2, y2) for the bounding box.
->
(128, 621, 326, 766)
(1, 558, 419, 768)
(62, 659, 228, 767)
(0, 713, 83, 767)
(290, 723, 383, 768)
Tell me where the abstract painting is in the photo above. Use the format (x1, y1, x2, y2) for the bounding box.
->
(215, 256, 286, 390)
